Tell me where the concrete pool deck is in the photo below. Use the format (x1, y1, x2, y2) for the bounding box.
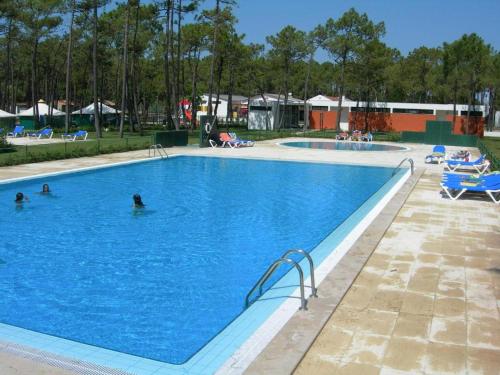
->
(0, 139, 498, 375)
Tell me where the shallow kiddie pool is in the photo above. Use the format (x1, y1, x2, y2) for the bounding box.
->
(281, 140, 408, 151)
(0, 155, 409, 373)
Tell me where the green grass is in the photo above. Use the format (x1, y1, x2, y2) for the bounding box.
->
(478, 136, 500, 170)
(0, 131, 154, 167)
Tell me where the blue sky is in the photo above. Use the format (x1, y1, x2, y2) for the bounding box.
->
(230, 0, 500, 59)
(124, 0, 500, 60)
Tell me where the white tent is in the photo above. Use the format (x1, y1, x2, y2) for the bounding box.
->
(19, 101, 65, 116)
(0, 109, 15, 118)
(72, 102, 120, 115)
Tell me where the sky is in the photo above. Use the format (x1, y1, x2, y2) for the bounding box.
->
(183, 0, 500, 61)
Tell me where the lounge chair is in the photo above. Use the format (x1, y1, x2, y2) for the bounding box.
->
(444, 154, 489, 174)
(425, 145, 446, 164)
(219, 132, 241, 148)
(335, 132, 349, 141)
(61, 130, 88, 141)
(7, 125, 24, 138)
(28, 128, 53, 139)
(440, 176, 500, 204)
(361, 132, 373, 142)
(228, 132, 255, 147)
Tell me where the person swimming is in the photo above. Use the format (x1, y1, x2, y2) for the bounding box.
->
(15, 192, 28, 205)
(41, 184, 50, 194)
(132, 194, 145, 208)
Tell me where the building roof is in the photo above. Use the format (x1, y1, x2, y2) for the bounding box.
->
(249, 93, 304, 105)
(0, 108, 15, 118)
(72, 101, 120, 115)
(201, 94, 247, 103)
(18, 100, 65, 116)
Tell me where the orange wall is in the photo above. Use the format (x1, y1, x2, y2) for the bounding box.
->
(309, 110, 484, 136)
(309, 111, 337, 129)
(445, 115, 484, 137)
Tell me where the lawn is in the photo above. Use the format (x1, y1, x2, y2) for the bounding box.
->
(479, 136, 500, 170)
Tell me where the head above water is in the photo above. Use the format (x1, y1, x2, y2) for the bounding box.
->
(15, 192, 24, 203)
(42, 184, 50, 193)
(133, 194, 144, 207)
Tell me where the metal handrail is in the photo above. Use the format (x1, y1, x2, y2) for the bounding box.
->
(245, 257, 307, 310)
(259, 249, 317, 298)
(392, 157, 414, 176)
(148, 144, 169, 159)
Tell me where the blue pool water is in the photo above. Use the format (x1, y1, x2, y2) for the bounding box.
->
(282, 141, 407, 151)
(0, 156, 395, 364)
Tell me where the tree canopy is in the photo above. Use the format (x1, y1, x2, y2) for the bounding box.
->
(0, 1, 498, 134)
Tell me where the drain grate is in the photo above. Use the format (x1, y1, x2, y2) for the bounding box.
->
(0, 340, 133, 375)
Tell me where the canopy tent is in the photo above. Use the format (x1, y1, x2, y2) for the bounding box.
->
(18, 101, 65, 116)
(72, 102, 120, 115)
(0, 109, 15, 118)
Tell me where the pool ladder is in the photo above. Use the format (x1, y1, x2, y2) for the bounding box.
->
(392, 157, 414, 176)
(149, 144, 169, 159)
(245, 249, 317, 311)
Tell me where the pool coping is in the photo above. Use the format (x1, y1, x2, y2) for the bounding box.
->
(241, 168, 423, 375)
(0, 155, 411, 375)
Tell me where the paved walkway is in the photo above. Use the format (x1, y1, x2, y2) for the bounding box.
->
(295, 169, 500, 375)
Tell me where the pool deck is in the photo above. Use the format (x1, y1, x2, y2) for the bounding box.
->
(0, 139, 498, 375)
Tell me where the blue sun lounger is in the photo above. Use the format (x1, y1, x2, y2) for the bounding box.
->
(440, 175, 500, 204)
(61, 130, 88, 141)
(28, 128, 53, 139)
(444, 154, 489, 174)
(7, 125, 24, 138)
(425, 145, 446, 164)
(228, 132, 255, 147)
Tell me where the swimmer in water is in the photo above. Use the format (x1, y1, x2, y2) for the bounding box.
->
(132, 194, 145, 208)
(15, 192, 29, 205)
(41, 184, 50, 194)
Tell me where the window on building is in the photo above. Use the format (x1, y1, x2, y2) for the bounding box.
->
(393, 108, 434, 114)
(460, 110, 483, 116)
(250, 106, 272, 111)
(311, 106, 328, 111)
(350, 107, 390, 113)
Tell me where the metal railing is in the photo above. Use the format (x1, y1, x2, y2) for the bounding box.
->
(148, 144, 169, 158)
(392, 157, 414, 176)
(245, 249, 318, 311)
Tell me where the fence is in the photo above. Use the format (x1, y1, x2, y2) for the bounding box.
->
(477, 139, 499, 171)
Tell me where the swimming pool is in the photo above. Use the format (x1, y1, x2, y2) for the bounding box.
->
(0, 156, 408, 372)
(282, 141, 408, 151)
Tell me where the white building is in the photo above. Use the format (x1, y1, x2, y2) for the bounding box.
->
(247, 93, 305, 130)
(197, 94, 247, 120)
(307, 94, 486, 131)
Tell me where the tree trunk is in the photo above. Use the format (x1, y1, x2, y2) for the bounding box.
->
(335, 52, 347, 133)
(31, 34, 40, 128)
(213, 56, 223, 127)
(119, 0, 131, 138)
(169, 0, 178, 130)
(131, 0, 142, 135)
(207, 0, 220, 118)
(163, 0, 172, 128)
(303, 51, 313, 132)
(65, 0, 75, 133)
(92, 0, 102, 138)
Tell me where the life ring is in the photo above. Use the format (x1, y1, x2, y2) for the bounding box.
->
(204, 122, 212, 134)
